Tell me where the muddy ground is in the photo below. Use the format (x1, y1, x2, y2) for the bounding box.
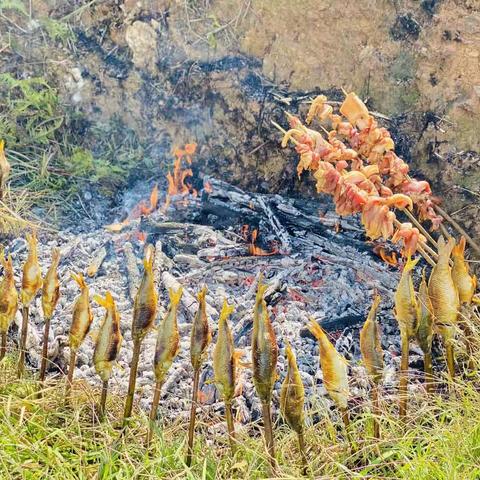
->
(0, 0, 479, 237)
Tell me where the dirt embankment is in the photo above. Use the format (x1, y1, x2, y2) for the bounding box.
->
(3, 0, 480, 236)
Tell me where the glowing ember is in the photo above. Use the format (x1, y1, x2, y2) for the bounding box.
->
(373, 244, 398, 266)
(242, 226, 279, 256)
(204, 181, 213, 194)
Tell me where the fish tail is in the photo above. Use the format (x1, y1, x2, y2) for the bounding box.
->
(220, 299, 234, 320)
(307, 318, 326, 341)
(403, 255, 420, 273)
(51, 247, 61, 266)
(197, 285, 207, 302)
(94, 292, 115, 309)
(285, 342, 296, 366)
(71, 272, 86, 289)
(452, 236, 466, 257)
(371, 291, 381, 311)
(169, 286, 183, 306)
(255, 274, 268, 300)
(143, 244, 155, 272)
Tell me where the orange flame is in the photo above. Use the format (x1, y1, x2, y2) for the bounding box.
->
(373, 245, 398, 266)
(246, 227, 279, 256)
(164, 143, 197, 209)
(204, 181, 213, 194)
(105, 184, 159, 232)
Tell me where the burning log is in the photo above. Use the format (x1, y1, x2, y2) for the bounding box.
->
(86, 245, 108, 278)
(0, 251, 18, 361)
(18, 233, 42, 378)
(39, 248, 61, 385)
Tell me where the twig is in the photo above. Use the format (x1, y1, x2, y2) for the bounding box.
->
(261, 401, 277, 476)
(399, 332, 409, 419)
(186, 368, 200, 466)
(435, 205, 480, 258)
(98, 380, 109, 421)
(146, 379, 164, 447)
(38, 316, 52, 383)
(17, 306, 29, 378)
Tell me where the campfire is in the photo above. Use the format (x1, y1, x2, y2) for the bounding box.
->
(0, 92, 479, 478)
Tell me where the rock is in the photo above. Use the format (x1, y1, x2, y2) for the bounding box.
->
(125, 21, 158, 73)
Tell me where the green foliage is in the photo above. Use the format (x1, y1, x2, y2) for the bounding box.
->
(0, 73, 63, 147)
(2, 354, 480, 479)
(0, 0, 28, 16)
(40, 17, 75, 44)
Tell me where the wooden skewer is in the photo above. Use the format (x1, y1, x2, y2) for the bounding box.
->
(434, 205, 480, 258)
(403, 208, 438, 249)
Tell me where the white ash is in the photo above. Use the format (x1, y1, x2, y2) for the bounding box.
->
(2, 179, 430, 427)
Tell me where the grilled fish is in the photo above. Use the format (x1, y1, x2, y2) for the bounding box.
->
(280, 343, 305, 434)
(0, 252, 18, 333)
(21, 233, 42, 306)
(213, 299, 237, 402)
(452, 236, 476, 305)
(41, 248, 60, 319)
(252, 277, 278, 404)
(359, 293, 383, 383)
(132, 244, 157, 342)
(154, 287, 182, 383)
(428, 236, 459, 338)
(190, 286, 211, 371)
(308, 319, 349, 409)
(394, 256, 420, 339)
(69, 273, 93, 352)
(93, 292, 122, 382)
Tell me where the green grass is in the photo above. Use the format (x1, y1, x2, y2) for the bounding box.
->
(1, 349, 480, 479)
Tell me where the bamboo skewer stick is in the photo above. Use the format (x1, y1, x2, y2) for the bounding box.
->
(186, 368, 201, 467)
(297, 432, 308, 476)
(38, 316, 52, 383)
(435, 205, 480, 257)
(398, 332, 409, 419)
(261, 401, 278, 476)
(98, 380, 109, 421)
(340, 407, 354, 453)
(123, 339, 142, 424)
(224, 400, 236, 454)
(439, 222, 451, 240)
(17, 305, 29, 378)
(0, 332, 6, 361)
(372, 383, 380, 439)
(424, 352, 433, 394)
(146, 379, 164, 447)
(65, 350, 77, 401)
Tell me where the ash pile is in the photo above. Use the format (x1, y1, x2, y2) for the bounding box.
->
(5, 176, 413, 424)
